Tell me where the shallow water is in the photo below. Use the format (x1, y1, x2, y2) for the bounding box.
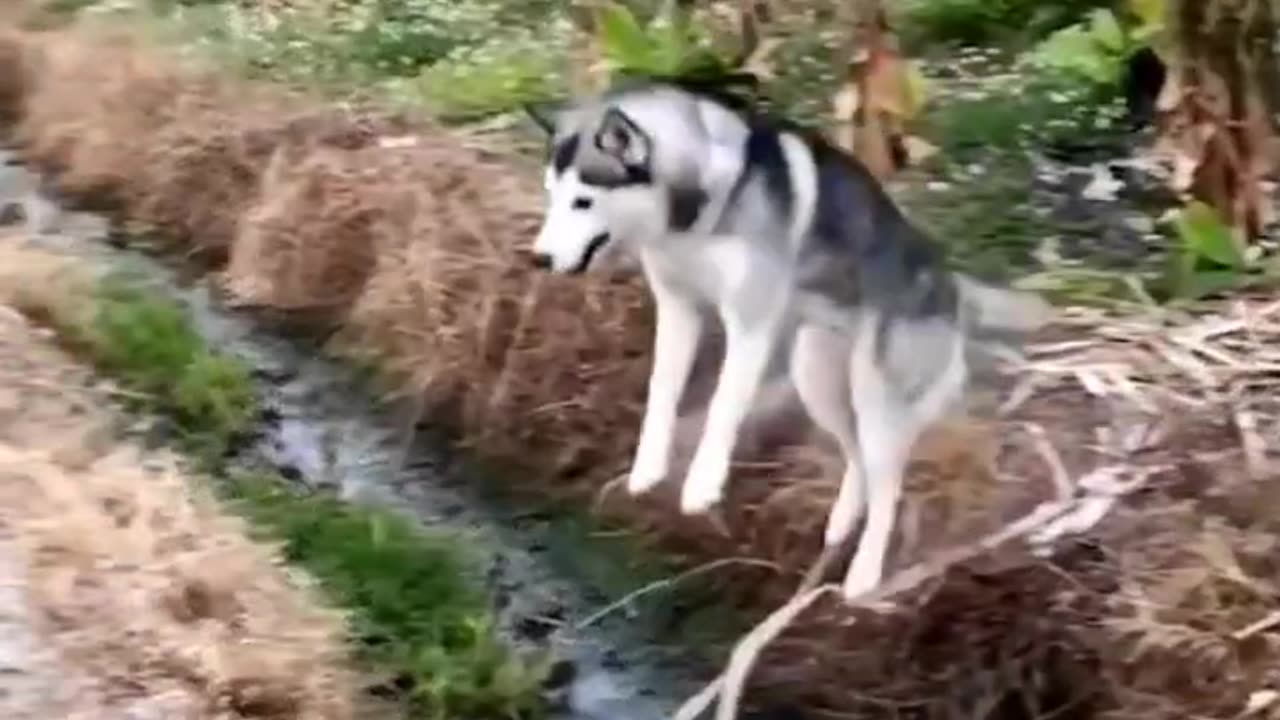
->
(0, 147, 718, 720)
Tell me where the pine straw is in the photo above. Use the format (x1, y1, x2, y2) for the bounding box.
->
(677, 298, 1280, 719)
(7, 22, 1280, 718)
(0, 296, 357, 720)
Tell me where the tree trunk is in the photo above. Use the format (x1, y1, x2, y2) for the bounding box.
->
(830, 0, 915, 180)
(1157, 0, 1279, 243)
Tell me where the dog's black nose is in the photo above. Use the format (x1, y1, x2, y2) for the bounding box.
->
(531, 253, 552, 270)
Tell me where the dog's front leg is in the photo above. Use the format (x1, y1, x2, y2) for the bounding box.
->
(680, 301, 781, 515)
(628, 271, 703, 495)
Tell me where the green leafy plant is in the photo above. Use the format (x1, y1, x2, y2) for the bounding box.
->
(594, 1, 733, 81)
(1029, 9, 1129, 85)
(1026, 0, 1166, 89)
(1158, 201, 1274, 301)
(407, 28, 568, 121)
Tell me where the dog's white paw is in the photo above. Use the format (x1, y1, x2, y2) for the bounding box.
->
(627, 428, 672, 496)
(626, 465, 668, 496)
(679, 453, 729, 515)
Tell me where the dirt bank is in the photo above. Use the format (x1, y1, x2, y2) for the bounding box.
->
(4, 17, 1280, 719)
(0, 247, 358, 720)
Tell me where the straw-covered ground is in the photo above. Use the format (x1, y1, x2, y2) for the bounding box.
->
(3, 16, 1280, 719)
(0, 233, 358, 720)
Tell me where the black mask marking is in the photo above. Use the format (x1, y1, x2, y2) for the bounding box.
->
(570, 232, 612, 274)
(667, 186, 708, 232)
(551, 133, 580, 176)
(579, 162, 652, 188)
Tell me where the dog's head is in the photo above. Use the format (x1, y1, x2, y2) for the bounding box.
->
(524, 95, 687, 275)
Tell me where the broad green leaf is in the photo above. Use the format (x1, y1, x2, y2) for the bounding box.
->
(597, 2, 657, 70)
(1089, 9, 1127, 53)
(1031, 24, 1121, 84)
(1184, 269, 1245, 300)
(650, 17, 690, 73)
(1175, 201, 1244, 268)
(1127, 0, 1167, 33)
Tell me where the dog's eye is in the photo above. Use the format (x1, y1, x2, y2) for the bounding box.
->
(572, 197, 593, 210)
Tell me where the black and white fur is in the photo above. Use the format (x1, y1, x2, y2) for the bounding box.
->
(525, 81, 1051, 600)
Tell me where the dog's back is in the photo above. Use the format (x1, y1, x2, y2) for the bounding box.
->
(665, 84, 1040, 330)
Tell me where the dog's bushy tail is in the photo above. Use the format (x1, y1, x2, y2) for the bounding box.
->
(954, 273, 1054, 336)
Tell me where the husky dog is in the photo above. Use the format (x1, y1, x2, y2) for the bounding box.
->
(524, 80, 1050, 600)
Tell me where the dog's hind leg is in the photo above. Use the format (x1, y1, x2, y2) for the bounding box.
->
(629, 268, 704, 495)
(789, 324, 864, 547)
(842, 312, 967, 601)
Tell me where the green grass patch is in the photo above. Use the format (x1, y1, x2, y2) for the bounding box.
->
(384, 24, 569, 123)
(118, 0, 571, 121)
(40, 274, 258, 460)
(920, 78, 1124, 163)
(227, 474, 549, 720)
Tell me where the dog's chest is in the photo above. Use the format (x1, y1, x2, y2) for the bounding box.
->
(643, 234, 775, 302)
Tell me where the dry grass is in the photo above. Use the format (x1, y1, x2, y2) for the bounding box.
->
(5, 19, 1280, 719)
(0, 284, 358, 720)
(0, 443, 359, 720)
(15, 29, 200, 205)
(0, 30, 25, 132)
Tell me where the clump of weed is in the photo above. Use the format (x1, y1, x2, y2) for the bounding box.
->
(227, 474, 548, 719)
(72, 276, 257, 458)
(0, 251, 257, 458)
(399, 25, 568, 122)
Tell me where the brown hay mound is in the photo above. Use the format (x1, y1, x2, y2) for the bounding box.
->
(224, 116, 415, 309)
(739, 445, 1280, 720)
(333, 136, 655, 477)
(14, 29, 207, 206)
(138, 101, 414, 264)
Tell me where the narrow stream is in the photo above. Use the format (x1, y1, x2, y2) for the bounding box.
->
(1, 148, 725, 720)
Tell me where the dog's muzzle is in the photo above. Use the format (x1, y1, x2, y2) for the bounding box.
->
(569, 232, 611, 275)
(531, 233, 612, 274)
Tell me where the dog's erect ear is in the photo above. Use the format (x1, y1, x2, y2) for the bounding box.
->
(523, 100, 565, 135)
(594, 107, 651, 167)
